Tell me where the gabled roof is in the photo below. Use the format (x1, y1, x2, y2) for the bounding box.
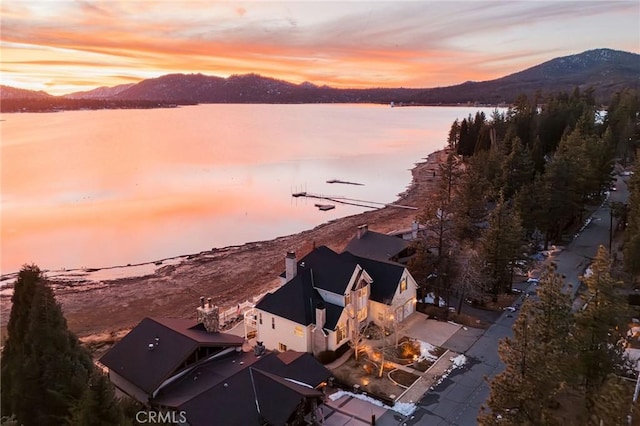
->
(166, 351, 330, 426)
(256, 269, 342, 330)
(342, 253, 406, 305)
(251, 368, 323, 425)
(99, 317, 244, 394)
(153, 350, 261, 408)
(344, 229, 410, 261)
(297, 245, 358, 295)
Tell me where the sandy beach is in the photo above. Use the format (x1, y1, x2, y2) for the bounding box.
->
(1, 148, 447, 339)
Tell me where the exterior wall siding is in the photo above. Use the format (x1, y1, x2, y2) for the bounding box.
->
(329, 311, 350, 351)
(368, 299, 392, 327)
(368, 270, 417, 325)
(392, 272, 417, 321)
(316, 288, 343, 306)
(255, 310, 310, 352)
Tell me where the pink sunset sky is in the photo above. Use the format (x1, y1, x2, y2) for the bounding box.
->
(1, 1, 639, 96)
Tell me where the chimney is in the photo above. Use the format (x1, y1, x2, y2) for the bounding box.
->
(197, 297, 220, 333)
(285, 251, 297, 282)
(315, 302, 326, 330)
(357, 224, 368, 239)
(411, 221, 419, 240)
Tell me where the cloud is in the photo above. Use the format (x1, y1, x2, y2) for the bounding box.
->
(1, 0, 637, 94)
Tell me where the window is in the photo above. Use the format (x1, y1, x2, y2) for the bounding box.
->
(259, 313, 262, 325)
(400, 277, 407, 293)
(336, 324, 346, 344)
(345, 293, 351, 306)
(271, 317, 275, 329)
(357, 304, 368, 322)
(279, 343, 287, 352)
(378, 312, 384, 322)
(294, 326, 304, 337)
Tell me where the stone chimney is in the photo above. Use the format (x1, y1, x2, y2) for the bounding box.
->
(315, 301, 326, 329)
(285, 251, 297, 282)
(357, 224, 368, 239)
(196, 297, 220, 333)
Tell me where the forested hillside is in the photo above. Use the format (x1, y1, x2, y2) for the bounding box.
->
(407, 87, 640, 424)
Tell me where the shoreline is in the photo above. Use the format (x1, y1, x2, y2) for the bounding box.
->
(1, 148, 447, 338)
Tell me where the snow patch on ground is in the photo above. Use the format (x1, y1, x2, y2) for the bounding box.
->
(418, 341, 440, 361)
(451, 354, 467, 368)
(329, 390, 416, 416)
(429, 354, 467, 390)
(574, 217, 593, 239)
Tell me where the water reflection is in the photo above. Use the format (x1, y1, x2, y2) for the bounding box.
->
(1, 104, 497, 273)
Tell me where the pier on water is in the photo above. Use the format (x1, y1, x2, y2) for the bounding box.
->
(291, 191, 417, 211)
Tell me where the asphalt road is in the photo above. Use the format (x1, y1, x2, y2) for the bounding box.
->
(377, 171, 633, 425)
(553, 173, 631, 300)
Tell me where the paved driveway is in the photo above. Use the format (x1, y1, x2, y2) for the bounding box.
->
(321, 393, 388, 425)
(401, 313, 461, 346)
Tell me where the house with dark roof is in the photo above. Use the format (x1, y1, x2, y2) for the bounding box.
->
(254, 244, 417, 355)
(155, 350, 329, 425)
(344, 224, 416, 264)
(100, 299, 330, 425)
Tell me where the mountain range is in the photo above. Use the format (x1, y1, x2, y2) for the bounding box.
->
(2, 48, 638, 112)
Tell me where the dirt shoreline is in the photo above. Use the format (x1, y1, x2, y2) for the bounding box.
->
(1, 149, 447, 339)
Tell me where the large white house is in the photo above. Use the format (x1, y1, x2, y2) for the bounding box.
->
(254, 245, 418, 355)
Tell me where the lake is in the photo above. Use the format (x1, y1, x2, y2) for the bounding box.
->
(0, 104, 496, 274)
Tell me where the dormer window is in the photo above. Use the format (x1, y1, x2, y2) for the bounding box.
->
(400, 277, 407, 293)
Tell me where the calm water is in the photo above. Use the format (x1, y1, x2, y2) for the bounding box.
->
(0, 104, 495, 274)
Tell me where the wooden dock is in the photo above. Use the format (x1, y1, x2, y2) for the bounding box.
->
(292, 191, 417, 210)
(314, 204, 336, 211)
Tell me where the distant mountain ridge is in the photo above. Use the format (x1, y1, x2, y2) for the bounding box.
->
(407, 48, 639, 105)
(0, 85, 53, 99)
(2, 49, 638, 111)
(64, 83, 136, 99)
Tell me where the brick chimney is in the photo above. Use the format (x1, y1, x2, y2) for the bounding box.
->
(197, 297, 220, 333)
(285, 251, 297, 282)
(357, 224, 368, 239)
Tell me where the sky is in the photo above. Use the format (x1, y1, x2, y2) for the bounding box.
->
(1, 1, 639, 96)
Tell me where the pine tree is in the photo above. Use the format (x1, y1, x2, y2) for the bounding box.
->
(480, 301, 559, 425)
(417, 150, 461, 305)
(624, 162, 640, 281)
(574, 246, 628, 409)
(447, 119, 460, 151)
(1, 265, 43, 420)
(480, 266, 575, 425)
(452, 158, 489, 240)
(588, 374, 635, 426)
(499, 137, 535, 200)
(479, 198, 524, 298)
(1, 265, 109, 425)
(70, 371, 127, 426)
